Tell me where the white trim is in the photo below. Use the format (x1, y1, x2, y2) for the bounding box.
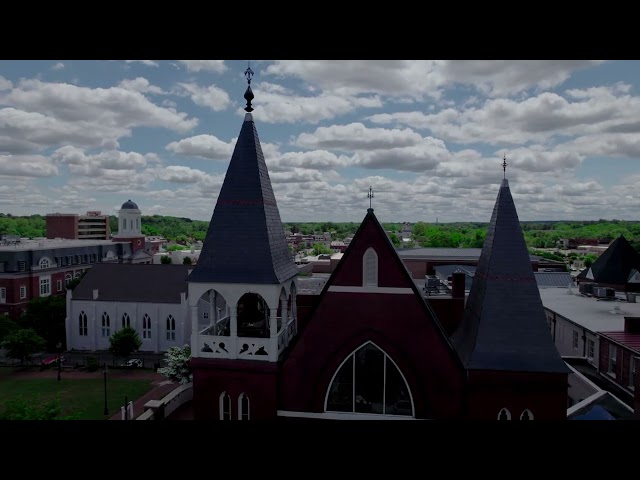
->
(277, 410, 423, 421)
(238, 393, 250, 420)
(519, 409, 534, 420)
(219, 392, 230, 420)
(498, 408, 511, 420)
(362, 247, 378, 287)
(324, 340, 415, 417)
(327, 286, 413, 294)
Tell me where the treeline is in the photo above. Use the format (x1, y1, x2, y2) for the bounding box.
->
(1, 214, 639, 251)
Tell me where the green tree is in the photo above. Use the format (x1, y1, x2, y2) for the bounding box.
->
(109, 326, 142, 359)
(0, 314, 18, 343)
(389, 233, 401, 247)
(312, 243, 332, 256)
(161, 255, 172, 264)
(584, 254, 597, 268)
(157, 344, 192, 385)
(2, 328, 46, 364)
(183, 256, 193, 265)
(20, 296, 67, 351)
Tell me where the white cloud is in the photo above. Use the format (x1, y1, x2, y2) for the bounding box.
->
(266, 150, 349, 172)
(177, 82, 231, 111)
(246, 84, 382, 124)
(125, 60, 159, 67)
(0, 76, 12, 91)
(118, 77, 165, 95)
(51, 62, 65, 71)
(265, 60, 604, 99)
(294, 123, 423, 151)
(166, 134, 234, 160)
(178, 60, 226, 73)
(153, 165, 210, 184)
(0, 79, 197, 154)
(52, 146, 157, 176)
(0, 154, 58, 177)
(367, 83, 640, 148)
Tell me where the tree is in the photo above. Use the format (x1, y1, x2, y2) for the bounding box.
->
(312, 243, 331, 256)
(161, 255, 172, 264)
(2, 329, 46, 364)
(157, 344, 192, 385)
(183, 256, 193, 265)
(389, 233, 401, 247)
(0, 314, 18, 344)
(109, 326, 142, 359)
(19, 296, 66, 351)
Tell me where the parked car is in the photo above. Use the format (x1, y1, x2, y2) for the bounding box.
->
(120, 358, 142, 368)
(41, 355, 65, 366)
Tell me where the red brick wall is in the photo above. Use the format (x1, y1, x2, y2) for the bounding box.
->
(404, 260, 426, 279)
(191, 358, 278, 420)
(46, 216, 78, 239)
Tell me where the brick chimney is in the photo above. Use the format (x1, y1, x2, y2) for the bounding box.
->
(624, 316, 640, 334)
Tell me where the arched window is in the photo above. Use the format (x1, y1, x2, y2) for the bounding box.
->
(142, 314, 151, 339)
(136, 218, 139, 230)
(101, 313, 110, 337)
(219, 392, 231, 420)
(498, 408, 511, 420)
(74, 271, 82, 278)
(238, 393, 250, 420)
(520, 409, 533, 420)
(121, 219, 126, 231)
(122, 313, 130, 329)
(64, 274, 72, 287)
(130, 219, 133, 230)
(78, 311, 88, 336)
(362, 248, 378, 287)
(326, 342, 413, 417)
(166, 315, 176, 341)
(39, 258, 50, 269)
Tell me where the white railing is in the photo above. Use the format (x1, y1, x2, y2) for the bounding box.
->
(237, 337, 271, 359)
(199, 315, 230, 336)
(199, 335, 232, 358)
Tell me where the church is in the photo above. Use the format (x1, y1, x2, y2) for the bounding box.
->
(187, 68, 570, 420)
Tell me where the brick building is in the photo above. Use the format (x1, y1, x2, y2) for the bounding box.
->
(46, 211, 110, 240)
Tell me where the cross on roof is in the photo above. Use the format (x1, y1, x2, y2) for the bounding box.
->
(502, 154, 508, 179)
(367, 186, 374, 210)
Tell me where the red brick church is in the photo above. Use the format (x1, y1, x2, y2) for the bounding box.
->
(187, 67, 569, 420)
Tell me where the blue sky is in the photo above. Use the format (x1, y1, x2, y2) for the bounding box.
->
(0, 60, 639, 223)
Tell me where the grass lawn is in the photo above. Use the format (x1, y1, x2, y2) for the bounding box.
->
(0, 369, 155, 420)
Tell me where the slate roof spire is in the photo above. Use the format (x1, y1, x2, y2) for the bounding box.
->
(189, 65, 298, 285)
(452, 168, 568, 374)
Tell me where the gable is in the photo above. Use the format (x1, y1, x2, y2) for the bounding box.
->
(279, 210, 465, 418)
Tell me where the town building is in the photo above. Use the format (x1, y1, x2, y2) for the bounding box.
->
(1, 199, 155, 318)
(65, 264, 191, 353)
(46, 211, 111, 240)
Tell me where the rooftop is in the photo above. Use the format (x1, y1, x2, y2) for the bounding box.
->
(397, 247, 542, 262)
(0, 238, 127, 252)
(598, 331, 640, 353)
(540, 287, 640, 333)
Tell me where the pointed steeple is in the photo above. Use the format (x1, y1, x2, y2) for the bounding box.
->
(189, 68, 298, 285)
(452, 174, 568, 374)
(577, 234, 640, 286)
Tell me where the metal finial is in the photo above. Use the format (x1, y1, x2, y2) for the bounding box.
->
(243, 61, 255, 113)
(367, 186, 374, 211)
(244, 61, 254, 84)
(502, 154, 508, 179)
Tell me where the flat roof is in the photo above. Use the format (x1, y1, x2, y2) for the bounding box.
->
(540, 287, 640, 333)
(297, 274, 330, 295)
(397, 247, 541, 262)
(0, 239, 128, 252)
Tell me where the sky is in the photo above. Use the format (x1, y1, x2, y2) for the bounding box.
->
(0, 59, 639, 224)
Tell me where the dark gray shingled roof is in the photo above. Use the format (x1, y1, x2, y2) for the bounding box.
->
(72, 264, 191, 303)
(121, 199, 138, 209)
(189, 113, 298, 285)
(452, 179, 569, 374)
(576, 235, 640, 286)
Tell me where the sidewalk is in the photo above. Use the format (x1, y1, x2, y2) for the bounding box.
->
(109, 380, 178, 420)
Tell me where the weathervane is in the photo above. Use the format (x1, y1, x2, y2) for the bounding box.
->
(502, 154, 508, 179)
(367, 186, 374, 210)
(244, 60, 255, 113)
